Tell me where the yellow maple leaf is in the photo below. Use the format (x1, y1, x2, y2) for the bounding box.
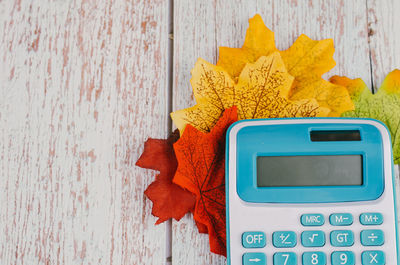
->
(171, 52, 329, 133)
(217, 14, 354, 116)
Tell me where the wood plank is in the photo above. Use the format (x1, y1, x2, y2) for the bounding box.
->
(172, 1, 372, 264)
(367, 0, 400, 89)
(367, 0, 400, 227)
(0, 1, 169, 264)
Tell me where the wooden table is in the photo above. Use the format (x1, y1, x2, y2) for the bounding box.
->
(1, 1, 400, 264)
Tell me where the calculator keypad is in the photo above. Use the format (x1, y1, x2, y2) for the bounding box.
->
(241, 213, 386, 265)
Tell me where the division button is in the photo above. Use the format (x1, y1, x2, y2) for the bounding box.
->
(242, 252, 266, 265)
(301, 214, 325, 226)
(361, 230, 385, 246)
(242, 232, 266, 248)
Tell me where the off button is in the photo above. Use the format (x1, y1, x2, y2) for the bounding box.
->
(301, 214, 325, 226)
(242, 232, 266, 248)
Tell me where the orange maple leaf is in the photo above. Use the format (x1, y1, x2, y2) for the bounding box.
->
(136, 131, 196, 224)
(217, 14, 353, 116)
(173, 106, 238, 256)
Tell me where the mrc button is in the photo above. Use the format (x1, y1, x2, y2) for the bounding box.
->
(242, 232, 266, 248)
(301, 214, 325, 226)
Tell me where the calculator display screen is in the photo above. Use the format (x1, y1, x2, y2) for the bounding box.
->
(257, 155, 363, 187)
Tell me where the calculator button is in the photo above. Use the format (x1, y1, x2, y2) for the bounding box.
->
(329, 213, 353, 226)
(361, 251, 385, 265)
(360, 213, 383, 225)
(243, 252, 266, 265)
(360, 230, 384, 246)
(301, 231, 325, 247)
(331, 251, 355, 265)
(272, 231, 297, 248)
(302, 252, 326, 265)
(242, 232, 266, 248)
(273, 252, 296, 265)
(301, 214, 325, 226)
(330, 230, 354, 247)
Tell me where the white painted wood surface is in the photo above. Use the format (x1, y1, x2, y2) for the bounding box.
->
(1, 0, 400, 264)
(0, 0, 170, 264)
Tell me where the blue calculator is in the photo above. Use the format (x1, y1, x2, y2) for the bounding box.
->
(226, 119, 399, 265)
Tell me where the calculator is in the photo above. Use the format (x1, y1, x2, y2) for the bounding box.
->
(226, 119, 399, 265)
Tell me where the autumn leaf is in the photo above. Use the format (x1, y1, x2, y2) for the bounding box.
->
(173, 106, 238, 256)
(136, 130, 196, 224)
(217, 14, 354, 116)
(331, 70, 400, 164)
(171, 52, 329, 133)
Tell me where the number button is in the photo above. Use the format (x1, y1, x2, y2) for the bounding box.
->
(303, 252, 326, 265)
(361, 251, 385, 265)
(331, 251, 355, 265)
(301, 231, 325, 247)
(301, 214, 325, 226)
(360, 213, 383, 225)
(273, 252, 297, 265)
(330, 213, 353, 226)
(243, 252, 266, 265)
(330, 230, 354, 247)
(273, 231, 297, 248)
(242, 232, 266, 248)
(361, 230, 384, 246)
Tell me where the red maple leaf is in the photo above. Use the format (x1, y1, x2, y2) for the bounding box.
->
(173, 106, 238, 256)
(136, 130, 196, 224)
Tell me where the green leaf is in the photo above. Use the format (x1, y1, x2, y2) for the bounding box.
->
(331, 70, 400, 164)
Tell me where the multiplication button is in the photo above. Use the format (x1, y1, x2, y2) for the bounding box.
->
(361, 251, 385, 265)
(242, 232, 266, 248)
(360, 213, 383, 225)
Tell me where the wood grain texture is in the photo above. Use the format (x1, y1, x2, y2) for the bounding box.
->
(367, 0, 400, 89)
(0, 0, 169, 264)
(171, 1, 381, 264)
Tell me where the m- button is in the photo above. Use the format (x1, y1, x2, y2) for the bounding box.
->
(242, 232, 266, 248)
(301, 214, 325, 226)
